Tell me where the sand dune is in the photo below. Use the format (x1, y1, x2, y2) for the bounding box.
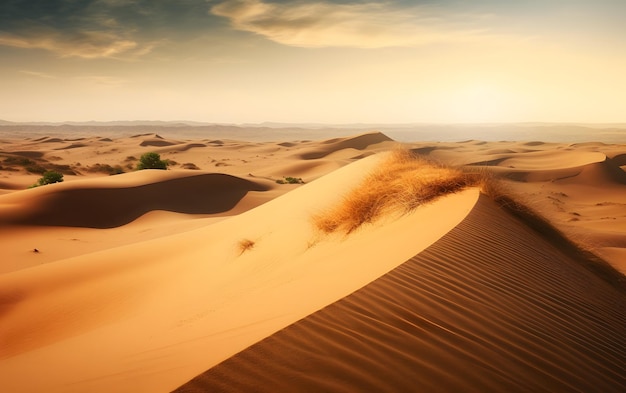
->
(0, 171, 271, 228)
(296, 132, 394, 159)
(0, 130, 624, 393)
(140, 139, 178, 147)
(6, 150, 45, 158)
(0, 132, 400, 273)
(175, 196, 626, 393)
(0, 152, 478, 393)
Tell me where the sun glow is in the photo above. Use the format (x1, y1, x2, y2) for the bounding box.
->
(446, 84, 512, 122)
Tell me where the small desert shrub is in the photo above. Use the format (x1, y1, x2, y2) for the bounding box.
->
(238, 239, 255, 254)
(313, 150, 481, 234)
(276, 176, 304, 184)
(33, 170, 64, 187)
(88, 163, 125, 175)
(137, 152, 168, 170)
(181, 163, 200, 170)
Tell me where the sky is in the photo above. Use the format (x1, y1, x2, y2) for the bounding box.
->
(1, 0, 626, 124)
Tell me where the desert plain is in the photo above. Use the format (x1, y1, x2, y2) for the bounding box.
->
(0, 126, 625, 392)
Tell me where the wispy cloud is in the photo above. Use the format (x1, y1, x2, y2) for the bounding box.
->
(211, 0, 493, 48)
(74, 75, 128, 87)
(19, 70, 57, 79)
(0, 29, 143, 59)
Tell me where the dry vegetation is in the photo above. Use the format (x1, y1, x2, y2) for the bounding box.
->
(181, 163, 200, 170)
(86, 163, 125, 175)
(1, 155, 77, 175)
(311, 149, 625, 291)
(314, 150, 483, 234)
(238, 239, 256, 255)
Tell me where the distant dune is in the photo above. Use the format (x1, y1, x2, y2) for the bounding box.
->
(0, 130, 624, 392)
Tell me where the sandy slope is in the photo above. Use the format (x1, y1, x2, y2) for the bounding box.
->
(1, 131, 625, 393)
(0, 171, 276, 273)
(0, 131, 396, 193)
(175, 196, 626, 393)
(0, 152, 478, 393)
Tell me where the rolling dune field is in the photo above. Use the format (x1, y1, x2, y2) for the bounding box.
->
(0, 130, 624, 392)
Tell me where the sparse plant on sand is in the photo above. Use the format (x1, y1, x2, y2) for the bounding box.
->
(313, 150, 482, 234)
(276, 176, 304, 184)
(87, 163, 125, 175)
(238, 239, 255, 255)
(32, 170, 64, 187)
(136, 152, 168, 170)
(181, 162, 200, 170)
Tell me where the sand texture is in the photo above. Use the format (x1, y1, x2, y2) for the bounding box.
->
(175, 196, 626, 393)
(0, 129, 625, 392)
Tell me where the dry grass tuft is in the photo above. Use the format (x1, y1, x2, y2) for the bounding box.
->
(238, 239, 255, 255)
(314, 150, 482, 234)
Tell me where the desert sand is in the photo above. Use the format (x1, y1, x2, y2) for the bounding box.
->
(0, 129, 624, 392)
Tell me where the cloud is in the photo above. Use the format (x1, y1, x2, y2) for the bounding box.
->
(0, 1, 156, 59)
(211, 0, 492, 48)
(19, 70, 57, 79)
(0, 28, 142, 59)
(74, 75, 128, 87)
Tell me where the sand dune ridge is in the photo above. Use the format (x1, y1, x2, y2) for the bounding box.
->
(0, 171, 270, 228)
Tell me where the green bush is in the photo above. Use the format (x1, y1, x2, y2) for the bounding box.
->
(137, 152, 168, 170)
(35, 170, 64, 186)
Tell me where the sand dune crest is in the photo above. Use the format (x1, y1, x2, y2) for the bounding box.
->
(297, 132, 393, 159)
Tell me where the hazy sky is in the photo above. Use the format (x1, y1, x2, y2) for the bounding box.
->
(1, 0, 625, 123)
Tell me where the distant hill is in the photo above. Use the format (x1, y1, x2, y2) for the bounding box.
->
(1, 120, 625, 143)
(0, 120, 215, 127)
(2, 119, 626, 129)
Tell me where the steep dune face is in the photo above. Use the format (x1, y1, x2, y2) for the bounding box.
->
(0, 171, 270, 228)
(139, 138, 178, 147)
(562, 159, 626, 186)
(174, 195, 626, 393)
